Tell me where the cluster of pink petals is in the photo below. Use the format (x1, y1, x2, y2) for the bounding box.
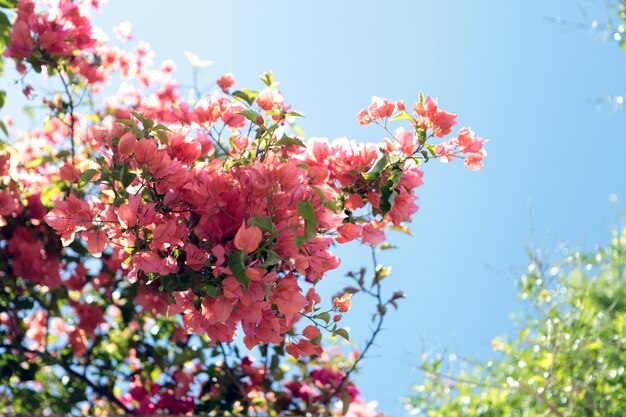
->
(414, 96, 458, 138)
(4, 0, 486, 363)
(436, 127, 488, 171)
(358, 95, 488, 172)
(6, 0, 99, 75)
(120, 375, 195, 416)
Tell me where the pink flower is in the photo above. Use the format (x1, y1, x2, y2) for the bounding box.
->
(256, 88, 280, 111)
(414, 96, 457, 138)
(59, 163, 82, 183)
(7, 20, 33, 59)
(361, 223, 385, 245)
(333, 293, 352, 313)
(217, 72, 236, 93)
(394, 127, 417, 156)
(303, 325, 321, 339)
(456, 127, 486, 153)
(336, 223, 362, 244)
(464, 149, 487, 171)
(118, 131, 137, 156)
(113, 22, 133, 42)
(367, 96, 395, 120)
(272, 274, 307, 316)
(234, 223, 263, 253)
(117, 203, 137, 229)
(83, 228, 108, 257)
(357, 108, 372, 125)
(135, 138, 158, 164)
(185, 243, 208, 271)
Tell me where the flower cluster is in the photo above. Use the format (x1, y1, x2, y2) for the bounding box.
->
(0, 0, 488, 415)
(357, 94, 488, 171)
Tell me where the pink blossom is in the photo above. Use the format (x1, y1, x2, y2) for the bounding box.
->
(217, 72, 236, 93)
(234, 223, 263, 253)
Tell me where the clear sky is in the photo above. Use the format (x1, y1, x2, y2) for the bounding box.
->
(8, 1, 626, 415)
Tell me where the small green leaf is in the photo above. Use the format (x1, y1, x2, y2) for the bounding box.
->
(131, 111, 154, 130)
(205, 285, 220, 298)
(228, 250, 250, 289)
(380, 168, 403, 215)
(116, 119, 136, 128)
(0, 0, 17, 9)
(79, 169, 97, 185)
(379, 243, 397, 251)
(259, 250, 281, 268)
(155, 129, 169, 146)
(334, 327, 350, 341)
(362, 154, 388, 180)
(238, 109, 264, 126)
(152, 123, 171, 132)
(342, 389, 352, 415)
(274, 135, 305, 147)
(232, 89, 259, 106)
(295, 201, 318, 248)
(121, 167, 136, 188)
(248, 216, 276, 233)
(372, 266, 391, 287)
(297, 200, 316, 222)
(390, 111, 414, 122)
(314, 312, 331, 324)
(259, 71, 274, 87)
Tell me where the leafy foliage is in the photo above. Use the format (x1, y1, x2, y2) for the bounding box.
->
(406, 229, 626, 417)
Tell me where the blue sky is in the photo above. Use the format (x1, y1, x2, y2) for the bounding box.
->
(7, 1, 626, 415)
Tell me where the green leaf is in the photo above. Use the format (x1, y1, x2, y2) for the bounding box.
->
(362, 154, 388, 180)
(274, 135, 305, 147)
(238, 109, 264, 126)
(297, 200, 316, 222)
(121, 167, 136, 188)
(248, 216, 276, 233)
(342, 389, 352, 415)
(380, 168, 403, 215)
(23, 106, 34, 120)
(372, 266, 391, 287)
(232, 89, 259, 106)
(0, 0, 17, 9)
(311, 185, 326, 202)
(390, 111, 414, 122)
(295, 201, 318, 248)
(323, 200, 339, 212)
(153, 123, 171, 132)
(228, 250, 250, 289)
(259, 71, 274, 87)
(116, 119, 136, 128)
(205, 284, 220, 298)
(0, 90, 5, 109)
(155, 129, 169, 146)
(131, 111, 154, 130)
(79, 169, 97, 185)
(314, 312, 331, 324)
(334, 327, 350, 341)
(259, 250, 281, 268)
(379, 243, 397, 251)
